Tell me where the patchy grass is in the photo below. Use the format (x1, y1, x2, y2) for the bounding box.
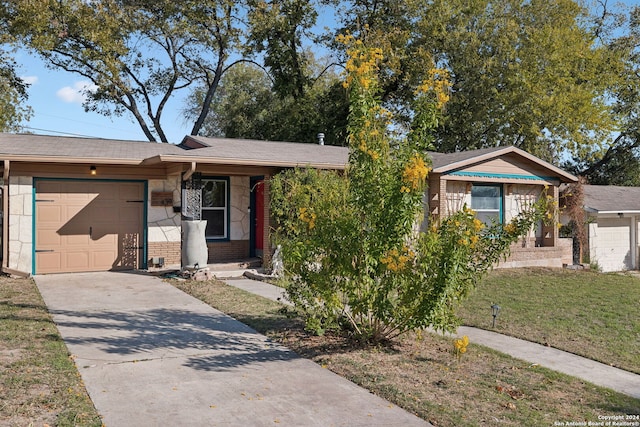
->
(0, 276, 102, 427)
(169, 277, 640, 427)
(457, 268, 640, 374)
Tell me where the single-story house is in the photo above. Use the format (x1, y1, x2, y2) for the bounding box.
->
(0, 133, 576, 275)
(571, 184, 640, 272)
(0, 133, 347, 275)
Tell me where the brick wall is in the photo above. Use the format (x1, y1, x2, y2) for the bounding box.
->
(207, 240, 250, 262)
(497, 238, 573, 269)
(148, 241, 181, 267)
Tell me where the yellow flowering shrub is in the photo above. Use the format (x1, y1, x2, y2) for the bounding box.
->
(270, 35, 550, 342)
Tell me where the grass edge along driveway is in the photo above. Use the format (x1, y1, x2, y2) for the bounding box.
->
(0, 276, 102, 427)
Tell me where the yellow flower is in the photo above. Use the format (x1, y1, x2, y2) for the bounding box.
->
(453, 335, 469, 359)
(417, 68, 452, 109)
(503, 223, 517, 235)
(473, 218, 484, 231)
(402, 154, 430, 190)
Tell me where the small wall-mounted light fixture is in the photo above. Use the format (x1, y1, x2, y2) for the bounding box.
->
(90, 165, 97, 176)
(618, 212, 624, 218)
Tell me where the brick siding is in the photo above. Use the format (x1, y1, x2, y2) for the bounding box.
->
(148, 241, 181, 267)
(498, 238, 573, 269)
(207, 240, 250, 262)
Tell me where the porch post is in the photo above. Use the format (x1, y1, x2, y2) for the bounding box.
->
(262, 175, 273, 269)
(438, 178, 447, 220)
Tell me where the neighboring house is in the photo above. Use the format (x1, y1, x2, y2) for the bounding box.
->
(0, 133, 576, 275)
(571, 184, 640, 272)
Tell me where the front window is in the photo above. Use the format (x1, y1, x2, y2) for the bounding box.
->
(202, 178, 228, 239)
(471, 184, 502, 226)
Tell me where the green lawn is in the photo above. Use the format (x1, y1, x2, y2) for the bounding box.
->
(457, 268, 640, 374)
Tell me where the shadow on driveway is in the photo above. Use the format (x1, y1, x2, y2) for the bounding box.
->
(48, 307, 297, 371)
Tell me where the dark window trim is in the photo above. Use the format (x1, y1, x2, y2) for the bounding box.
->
(202, 176, 230, 242)
(471, 183, 504, 225)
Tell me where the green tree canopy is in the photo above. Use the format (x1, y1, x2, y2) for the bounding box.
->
(185, 59, 349, 145)
(0, 26, 31, 132)
(328, 0, 624, 163)
(1, 0, 260, 142)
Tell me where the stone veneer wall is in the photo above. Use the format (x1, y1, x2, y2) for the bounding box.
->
(147, 176, 182, 267)
(8, 176, 33, 273)
(229, 176, 250, 240)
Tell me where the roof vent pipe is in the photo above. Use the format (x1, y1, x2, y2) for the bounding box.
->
(317, 133, 325, 145)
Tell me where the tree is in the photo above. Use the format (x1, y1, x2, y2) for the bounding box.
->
(246, 0, 318, 100)
(185, 60, 349, 145)
(565, 4, 640, 185)
(270, 36, 551, 342)
(1, 0, 254, 142)
(329, 0, 624, 163)
(0, 29, 31, 132)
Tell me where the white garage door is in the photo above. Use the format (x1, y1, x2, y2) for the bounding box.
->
(592, 218, 632, 272)
(34, 180, 145, 274)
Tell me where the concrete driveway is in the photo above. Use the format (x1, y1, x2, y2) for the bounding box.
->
(34, 272, 430, 426)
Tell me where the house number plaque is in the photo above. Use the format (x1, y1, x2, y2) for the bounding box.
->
(151, 191, 173, 207)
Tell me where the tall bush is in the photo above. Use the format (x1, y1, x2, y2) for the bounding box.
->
(270, 34, 551, 342)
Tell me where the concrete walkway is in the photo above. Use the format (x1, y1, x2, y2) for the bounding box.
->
(223, 277, 640, 400)
(34, 272, 430, 427)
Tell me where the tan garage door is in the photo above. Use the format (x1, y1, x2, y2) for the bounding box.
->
(35, 180, 145, 274)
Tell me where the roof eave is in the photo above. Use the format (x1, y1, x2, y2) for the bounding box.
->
(0, 154, 143, 165)
(149, 155, 346, 170)
(431, 146, 578, 183)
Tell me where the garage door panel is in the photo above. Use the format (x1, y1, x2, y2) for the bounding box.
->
(35, 180, 144, 274)
(594, 218, 631, 272)
(65, 252, 91, 269)
(36, 230, 61, 246)
(92, 250, 119, 269)
(37, 205, 62, 222)
(66, 234, 92, 246)
(36, 253, 62, 274)
(120, 184, 144, 200)
(36, 181, 63, 194)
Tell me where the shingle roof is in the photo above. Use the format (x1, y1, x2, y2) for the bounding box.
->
(428, 146, 507, 169)
(0, 133, 183, 162)
(0, 133, 577, 182)
(168, 136, 350, 169)
(581, 184, 640, 213)
(0, 133, 349, 168)
(428, 145, 577, 183)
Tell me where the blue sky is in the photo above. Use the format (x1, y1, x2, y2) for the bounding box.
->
(16, 50, 190, 143)
(13, 1, 640, 144)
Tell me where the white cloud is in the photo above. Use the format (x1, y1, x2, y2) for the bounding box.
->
(20, 75, 39, 85)
(56, 80, 98, 104)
